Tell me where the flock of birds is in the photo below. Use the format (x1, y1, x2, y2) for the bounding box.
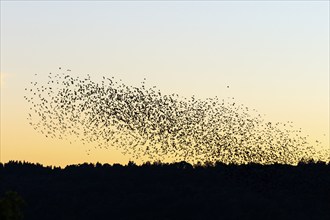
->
(24, 69, 329, 164)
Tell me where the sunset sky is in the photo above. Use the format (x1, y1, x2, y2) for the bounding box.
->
(1, 1, 329, 167)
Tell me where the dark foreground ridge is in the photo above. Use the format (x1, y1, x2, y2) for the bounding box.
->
(1, 161, 330, 220)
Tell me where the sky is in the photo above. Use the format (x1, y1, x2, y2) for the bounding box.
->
(1, 0, 329, 167)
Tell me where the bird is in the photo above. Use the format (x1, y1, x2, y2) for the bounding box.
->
(24, 69, 322, 165)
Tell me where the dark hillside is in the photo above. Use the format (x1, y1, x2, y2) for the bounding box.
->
(1, 161, 329, 220)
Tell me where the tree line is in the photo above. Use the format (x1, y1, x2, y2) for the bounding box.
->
(1, 160, 329, 220)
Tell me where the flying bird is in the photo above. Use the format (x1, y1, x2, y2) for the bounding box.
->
(24, 70, 324, 164)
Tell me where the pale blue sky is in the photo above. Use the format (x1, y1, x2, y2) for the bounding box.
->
(1, 1, 329, 165)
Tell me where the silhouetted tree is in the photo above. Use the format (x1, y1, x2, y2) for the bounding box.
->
(0, 161, 329, 220)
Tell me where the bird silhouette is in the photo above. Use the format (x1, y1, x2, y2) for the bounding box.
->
(23, 70, 328, 164)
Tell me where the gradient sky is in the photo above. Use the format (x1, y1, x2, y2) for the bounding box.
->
(1, 1, 329, 167)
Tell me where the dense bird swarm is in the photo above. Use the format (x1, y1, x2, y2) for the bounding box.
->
(24, 71, 328, 164)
